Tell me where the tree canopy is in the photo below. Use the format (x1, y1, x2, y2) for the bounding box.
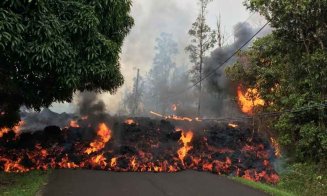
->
(0, 0, 134, 127)
(226, 0, 327, 163)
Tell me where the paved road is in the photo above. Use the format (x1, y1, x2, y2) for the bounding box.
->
(42, 170, 268, 196)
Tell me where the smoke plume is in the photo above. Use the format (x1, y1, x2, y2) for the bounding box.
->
(201, 22, 256, 117)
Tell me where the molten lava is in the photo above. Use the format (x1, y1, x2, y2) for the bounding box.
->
(0, 118, 280, 184)
(237, 85, 265, 115)
(0, 121, 24, 138)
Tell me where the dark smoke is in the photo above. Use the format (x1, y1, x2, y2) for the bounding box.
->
(77, 91, 110, 125)
(201, 22, 256, 117)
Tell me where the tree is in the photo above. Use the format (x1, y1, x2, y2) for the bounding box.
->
(0, 0, 134, 127)
(216, 14, 224, 48)
(226, 0, 327, 163)
(123, 69, 144, 116)
(145, 33, 178, 114)
(185, 0, 216, 116)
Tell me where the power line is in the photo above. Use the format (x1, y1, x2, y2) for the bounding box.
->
(203, 102, 327, 121)
(172, 21, 270, 99)
(176, 12, 257, 83)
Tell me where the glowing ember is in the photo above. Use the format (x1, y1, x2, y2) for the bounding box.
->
(237, 85, 265, 115)
(124, 119, 136, 125)
(69, 120, 80, 128)
(228, 123, 239, 128)
(171, 104, 177, 112)
(110, 157, 117, 168)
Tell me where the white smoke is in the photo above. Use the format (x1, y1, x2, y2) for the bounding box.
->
(50, 0, 267, 115)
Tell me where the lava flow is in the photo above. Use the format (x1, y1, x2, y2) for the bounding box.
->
(0, 121, 24, 138)
(0, 118, 280, 184)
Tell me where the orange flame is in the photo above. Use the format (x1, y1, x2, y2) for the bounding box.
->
(85, 123, 112, 154)
(177, 130, 194, 164)
(237, 85, 265, 115)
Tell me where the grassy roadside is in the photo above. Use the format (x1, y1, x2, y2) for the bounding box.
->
(0, 170, 50, 196)
(232, 163, 327, 196)
(231, 177, 294, 196)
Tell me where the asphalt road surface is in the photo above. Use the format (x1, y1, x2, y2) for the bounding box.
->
(42, 170, 268, 196)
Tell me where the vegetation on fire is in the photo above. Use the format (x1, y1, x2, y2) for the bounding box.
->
(226, 0, 327, 195)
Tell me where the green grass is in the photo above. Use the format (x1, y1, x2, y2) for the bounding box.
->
(276, 163, 327, 196)
(0, 170, 49, 196)
(232, 163, 327, 196)
(232, 177, 294, 196)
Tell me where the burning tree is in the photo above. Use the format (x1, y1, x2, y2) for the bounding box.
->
(0, 1, 134, 127)
(227, 0, 327, 163)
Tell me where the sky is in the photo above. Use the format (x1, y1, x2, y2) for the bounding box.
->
(50, 0, 265, 114)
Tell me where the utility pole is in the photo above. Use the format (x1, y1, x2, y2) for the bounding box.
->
(132, 69, 140, 116)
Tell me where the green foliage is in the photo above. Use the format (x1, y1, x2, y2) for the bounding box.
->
(226, 1, 327, 163)
(232, 177, 294, 196)
(278, 163, 327, 196)
(0, 0, 134, 127)
(235, 163, 327, 196)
